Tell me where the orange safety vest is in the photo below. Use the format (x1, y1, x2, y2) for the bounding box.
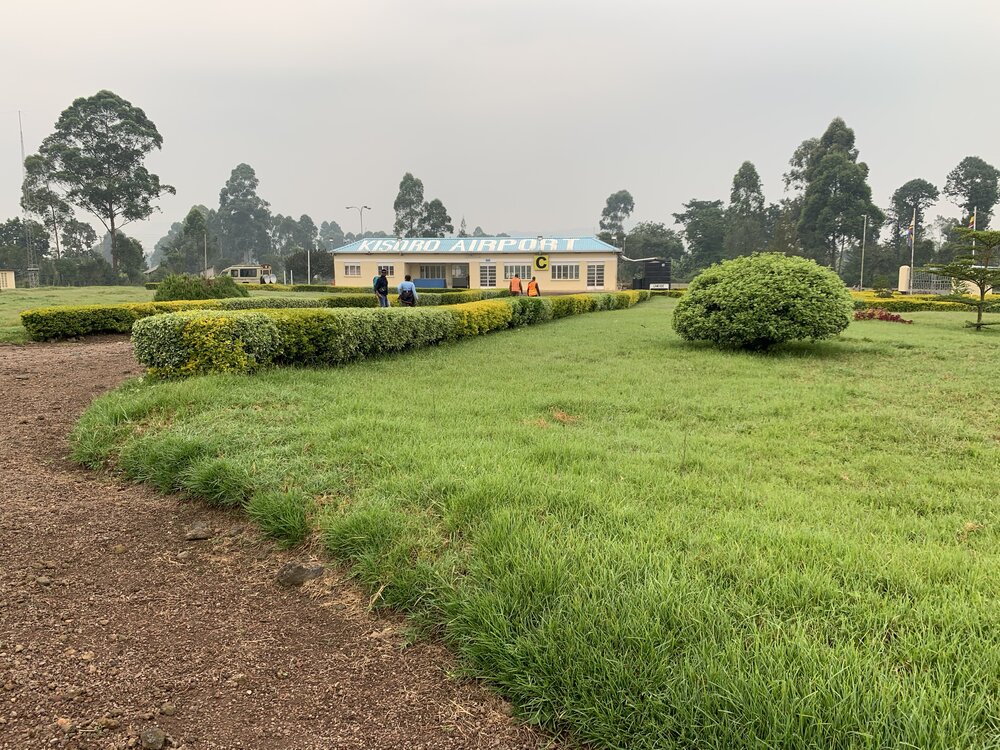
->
(509, 277, 522, 293)
(526, 280, 539, 297)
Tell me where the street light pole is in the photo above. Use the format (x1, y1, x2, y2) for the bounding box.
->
(859, 215, 867, 290)
(346, 205, 372, 239)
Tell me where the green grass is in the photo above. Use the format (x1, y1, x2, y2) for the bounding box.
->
(73, 299, 1000, 749)
(0, 285, 331, 343)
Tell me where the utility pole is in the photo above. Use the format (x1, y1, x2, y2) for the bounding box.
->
(18, 110, 39, 288)
(859, 215, 868, 290)
(203, 231, 208, 276)
(307, 242, 312, 284)
(908, 207, 917, 294)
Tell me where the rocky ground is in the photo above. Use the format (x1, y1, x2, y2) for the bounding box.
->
(0, 338, 554, 750)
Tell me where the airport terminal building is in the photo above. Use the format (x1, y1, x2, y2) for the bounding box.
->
(331, 236, 619, 293)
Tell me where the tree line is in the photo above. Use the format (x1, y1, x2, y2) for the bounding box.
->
(3, 93, 995, 288)
(599, 117, 999, 286)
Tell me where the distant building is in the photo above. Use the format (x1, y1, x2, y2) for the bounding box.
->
(331, 237, 619, 292)
(0, 269, 15, 290)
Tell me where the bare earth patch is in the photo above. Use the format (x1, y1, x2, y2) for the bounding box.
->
(0, 338, 553, 750)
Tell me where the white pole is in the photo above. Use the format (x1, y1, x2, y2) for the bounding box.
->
(307, 245, 311, 283)
(203, 231, 208, 275)
(909, 207, 917, 293)
(290, 269, 294, 285)
(859, 215, 867, 290)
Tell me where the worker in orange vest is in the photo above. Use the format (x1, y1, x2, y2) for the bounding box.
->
(509, 273, 523, 296)
(526, 277, 540, 297)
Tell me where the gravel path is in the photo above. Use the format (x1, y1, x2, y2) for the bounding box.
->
(0, 338, 552, 750)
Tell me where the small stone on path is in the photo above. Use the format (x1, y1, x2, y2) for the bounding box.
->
(140, 725, 166, 749)
(184, 523, 213, 542)
(276, 562, 325, 587)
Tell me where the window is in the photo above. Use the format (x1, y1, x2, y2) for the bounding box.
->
(238, 267, 258, 278)
(551, 264, 580, 280)
(587, 264, 605, 288)
(344, 264, 361, 277)
(479, 264, 497, 287)
(504, 264, 531, 280)
(377, 265, 395, 277)
(419, 264, 446, 278)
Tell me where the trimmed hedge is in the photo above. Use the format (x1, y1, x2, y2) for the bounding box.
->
(132, 291, 651, 377)
(20, 289, 528, 340)
(852, 298, 1000, 313)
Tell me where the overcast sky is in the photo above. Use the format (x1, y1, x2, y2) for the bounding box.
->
(2, 0, 998, 252)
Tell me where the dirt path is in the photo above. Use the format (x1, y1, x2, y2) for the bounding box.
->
(0, 339, 552, 750)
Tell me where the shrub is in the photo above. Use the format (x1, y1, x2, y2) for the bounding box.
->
(854, 308, 913, 324)
(144, 282, 159, 290)
(873, 288, 895, 299)
(508, 297, 553, 327)
(20, 300, 221, 340)
(447, 300, 513, 336)
(673, 253, 853, 350)
(154, 274, 250, 301)
(132, 310, 280, 377)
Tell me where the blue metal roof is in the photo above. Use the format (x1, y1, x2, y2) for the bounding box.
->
(332, 236, 618, 254)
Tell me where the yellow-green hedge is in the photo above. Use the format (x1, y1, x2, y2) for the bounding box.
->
(132, 292, 651, 377)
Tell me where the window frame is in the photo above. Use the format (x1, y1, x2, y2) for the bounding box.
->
(551, 263, 580, 281)
(343, 263, 362, 277)
(503, 264, 532, 280)
(419, 264, 446, 279)
(377, 264, 395, 277)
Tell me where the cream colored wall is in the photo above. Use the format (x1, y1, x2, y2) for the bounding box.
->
(333, 252, 619, 293)
(0, 270, 15, 290)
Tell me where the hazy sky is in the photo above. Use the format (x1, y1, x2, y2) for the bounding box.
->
(2, 0, 998, 252)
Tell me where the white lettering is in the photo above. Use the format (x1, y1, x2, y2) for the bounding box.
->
(479, 240, 496, 253)
(518, 239, 536, 252)
(564, 239, 576, 250)
(359, 240, 373, 252)
(452, 240, 467, 253)
(384, 240, 399, 252)
(466, 240, 479, 252)
(542, 239, 557, 252)
(409, 240, 424, 252)
(498, 239, 516, 253)
(425, 240, 441, 252)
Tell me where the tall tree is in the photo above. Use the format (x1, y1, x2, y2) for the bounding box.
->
(318, 220, 346, 250)
(0, 218, 50, 278)
(393, 173, 426, 237)
(31, 90, 174, 272)
(162, 207, 219, 274)
(60, 219, 98, 257)
(944, 156, 1000, 229)
(21, 154, 72, 260)
(887, 179, 939, 265)
(725, 161, 767, 257)
(673, 200, 726, 269)
(599, 190, 635, 245)
(798, 152, 883, 271)
(217, 164, 271, 263)
(422, 198, 453, 237)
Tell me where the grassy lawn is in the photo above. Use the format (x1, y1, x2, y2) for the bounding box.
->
(74, 299, 1000, 749)
(0, 286, 331, 343)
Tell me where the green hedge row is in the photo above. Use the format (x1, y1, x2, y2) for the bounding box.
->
(20, 289, 513, 340)
(852, 299, 1000, 312)
(132, 291, 650, 377)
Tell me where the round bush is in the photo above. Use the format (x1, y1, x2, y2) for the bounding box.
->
(154, 274, 250, 301)
(672, 253, 853, 350)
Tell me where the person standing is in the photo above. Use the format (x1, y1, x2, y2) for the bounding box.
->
(397, 274, 419, 307)
(374, 269, 390, 308)
(526, 276, 540, 297)
(509, 273, 523, 296)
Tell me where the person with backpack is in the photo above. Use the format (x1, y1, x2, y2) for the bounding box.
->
(374, 270, 390, 307)
(397, 274, 419, 307)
